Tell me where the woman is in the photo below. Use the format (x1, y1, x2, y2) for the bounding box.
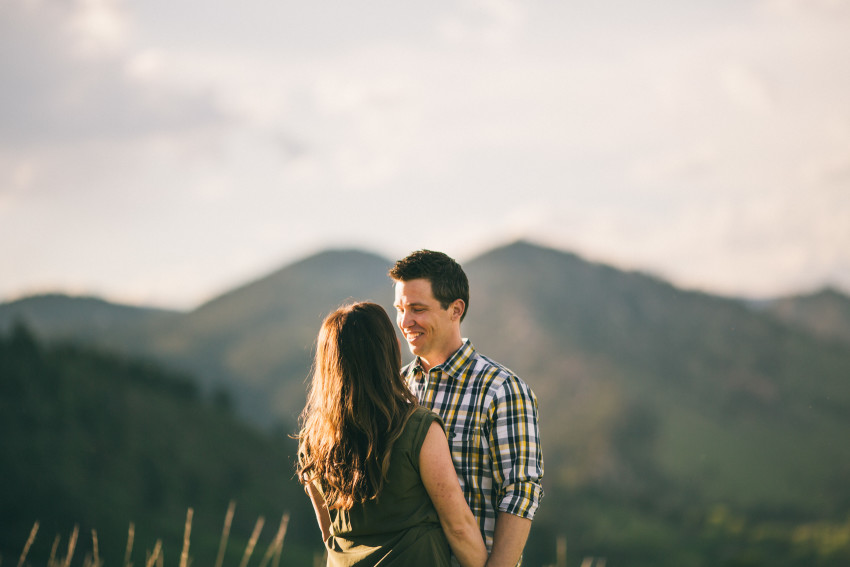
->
(296, 302, 487, 567)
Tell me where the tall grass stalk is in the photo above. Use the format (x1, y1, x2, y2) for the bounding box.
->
(554, 535, 566, 567)
(16, 521, 39, 567)
(144, 540, 162, 567)
(214, 501, 236, 567)
(14, 504, 289, 567)
(62, 526, 78, 567)
(237, 517, 264, 567)
(47, 535, 60, 567)
(258, 513, 289, 567)
(179, 509, 193, 567)
(123, 523, 135, 567)
(90, 529, 101, 567)
(269, 512, 288, 567)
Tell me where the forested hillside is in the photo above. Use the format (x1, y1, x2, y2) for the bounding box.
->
(0, 324, 322, 567)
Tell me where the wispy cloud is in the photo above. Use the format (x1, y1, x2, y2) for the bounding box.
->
(0, 0, 226, 148)
(1, 0, 849, 307)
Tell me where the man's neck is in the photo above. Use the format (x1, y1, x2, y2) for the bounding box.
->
(418, 339, 465, 372)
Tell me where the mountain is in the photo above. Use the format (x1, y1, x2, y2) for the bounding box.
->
(465, 242, 850, 509)
(0, 250, 395, 426)
(4, 241, 850, 566)
(758, 287, 850, 346)
(135, 248, 396, 423)
(0, 293, 180, 346)
(461, 243, 850, 560)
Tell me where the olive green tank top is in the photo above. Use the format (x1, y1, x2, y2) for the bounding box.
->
(319, 406, 451, 567)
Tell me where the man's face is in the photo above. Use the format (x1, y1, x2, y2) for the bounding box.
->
(393, 278, 459, 368)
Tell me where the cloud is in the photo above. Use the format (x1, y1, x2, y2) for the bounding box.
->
(759, 0, 850, 18)
(623, 189, 850, 297)
(629, 146, 719, 186)
(67, 0, 128, 55)
(2, 0, 850, 306)
(438, 0, 526, 46)
(0, 0, 226, 148)
(718, 63, 774, 112)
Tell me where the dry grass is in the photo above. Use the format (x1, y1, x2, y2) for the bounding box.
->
(13, 503, 290, 567)
(17, 522, 39, 567)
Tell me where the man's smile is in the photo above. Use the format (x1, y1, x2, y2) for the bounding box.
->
(404, 331, 423, 342)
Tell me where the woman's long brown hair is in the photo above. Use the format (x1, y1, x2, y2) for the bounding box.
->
(295, 302, 417, 510)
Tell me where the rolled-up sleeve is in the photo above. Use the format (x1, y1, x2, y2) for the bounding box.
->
(489, 374, 544, 519)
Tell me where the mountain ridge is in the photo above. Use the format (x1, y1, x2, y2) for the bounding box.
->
(758, 286, 850, 346)
(3, 240, 850, 565)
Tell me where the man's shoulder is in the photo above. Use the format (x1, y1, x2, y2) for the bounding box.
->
(470, 350, 517, 378)
(468, 350, 532, 391)
(466, 350, 539, 415)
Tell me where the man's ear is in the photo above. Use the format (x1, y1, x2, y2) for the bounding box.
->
(450, 299, 465, 322)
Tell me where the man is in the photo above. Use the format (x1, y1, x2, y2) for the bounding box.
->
(389, 250, 544, 567)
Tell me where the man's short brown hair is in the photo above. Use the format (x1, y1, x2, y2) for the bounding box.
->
(389, 250, 469, 322)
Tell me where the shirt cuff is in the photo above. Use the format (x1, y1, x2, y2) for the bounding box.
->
(498, 481, 544, 519)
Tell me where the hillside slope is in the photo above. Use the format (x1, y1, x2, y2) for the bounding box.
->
(465, 242, 850, 511)
(136, 249, 395, 424)
(0, 251, 396, 426)
(0, 323, 320, 566)
(0, 293, 180, 346)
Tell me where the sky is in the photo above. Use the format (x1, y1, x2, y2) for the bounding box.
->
(2, 0, 849, 310)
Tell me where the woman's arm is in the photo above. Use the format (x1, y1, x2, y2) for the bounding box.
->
(420, 422, 488, 567)
(305, 481, 332, 542)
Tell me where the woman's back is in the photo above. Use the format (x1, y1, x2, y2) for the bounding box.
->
(319, 407, 451, 567)
(298, 302, 485, 567)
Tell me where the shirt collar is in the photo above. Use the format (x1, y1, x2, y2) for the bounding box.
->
(415, 339, 475, 380)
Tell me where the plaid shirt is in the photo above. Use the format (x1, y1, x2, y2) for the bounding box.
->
(404, 339, 544, 551)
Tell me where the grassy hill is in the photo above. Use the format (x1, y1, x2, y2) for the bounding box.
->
(4, 241, 850, 566)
